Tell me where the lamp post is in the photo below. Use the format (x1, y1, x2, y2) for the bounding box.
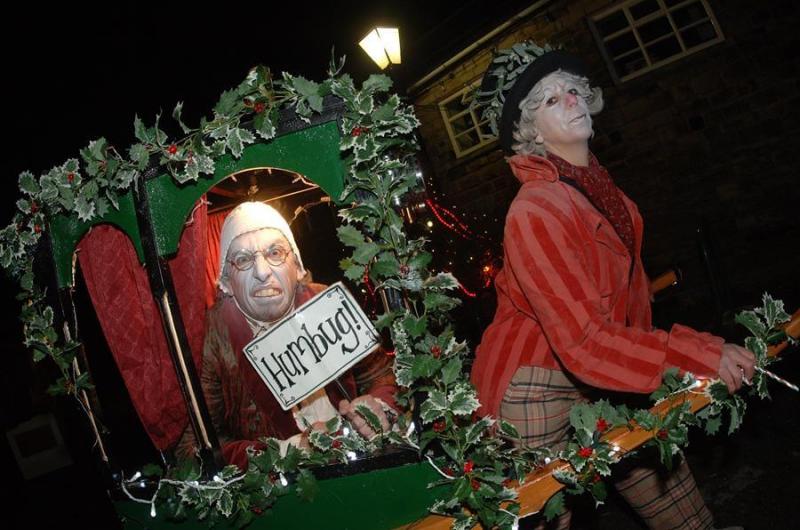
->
(358, 27, 401, 70)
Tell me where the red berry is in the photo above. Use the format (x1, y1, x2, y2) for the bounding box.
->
(67, 172, 75, 183)
(34, 224, 41, 234)
(167, 144, 178, 155)
(332, 440, 342, 449)
(596, 418, 609, 432)
(657, 429, 669, 440)
(463, 460, 474, 474)
(251, 507, 263, 515)
(471, 479, 480, 491)
(578, 447, 593, 459)
(30, 202, 38, 213)
(593, 473, 602, 483)
(433, 420, 446, 433)
(351, 127, 362, 137)
(254, 102, 265, 114)
(431, 345, 442, 358)
(335, 429, 343, 436)
(444, 467, 455, 477)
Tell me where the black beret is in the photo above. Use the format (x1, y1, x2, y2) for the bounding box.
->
(489, 50, 588, 154)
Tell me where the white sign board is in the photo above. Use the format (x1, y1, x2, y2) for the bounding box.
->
(242, 282, 380, 410)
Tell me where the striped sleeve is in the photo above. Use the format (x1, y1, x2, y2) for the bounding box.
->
(505, 196, 721, 393)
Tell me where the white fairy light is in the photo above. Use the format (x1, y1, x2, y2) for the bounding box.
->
(279, 473, 288, 487)
(415, 171, 422, 178)
(150, 503, 157, 518)
(342, 427, 351, 436)
(139, 480, 147, 488)
(213, 475, 223, 483)
(406, 422, 416, 437)
(130, 471, 142, 481)
(612, 444, 620, 453)
(544, 457, 551, 464)
(347, 451, 358, 461)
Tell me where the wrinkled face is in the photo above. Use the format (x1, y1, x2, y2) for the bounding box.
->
(533, 72, 594, 155)
(220, 228, 303, 323)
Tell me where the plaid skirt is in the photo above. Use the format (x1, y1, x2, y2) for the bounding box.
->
(500, 366, 714, 530)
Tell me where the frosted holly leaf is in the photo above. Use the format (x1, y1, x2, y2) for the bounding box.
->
(448, 383, 479, 416)
(172, 101, 193, 134)
(362, 74, 392, 94)
(756, 293, 790, 330)
(419, 389, 447, 423)
(225, 127, 255, 158)
(74, 194, 96, 222)
(254, 112, 276, 140)
(18, 171, 39, 196)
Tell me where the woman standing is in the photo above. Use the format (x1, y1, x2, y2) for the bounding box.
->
(471, 50, 753, 530)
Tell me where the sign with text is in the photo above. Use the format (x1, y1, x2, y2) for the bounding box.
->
(243, 282, 380, 410)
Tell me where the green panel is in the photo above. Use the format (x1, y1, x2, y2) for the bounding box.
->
(116, 461, 446, 530)
(146, 120, 345, 258)
(48, 191, 142, 288)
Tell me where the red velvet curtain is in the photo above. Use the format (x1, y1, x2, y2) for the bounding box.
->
(77, 201, 208, 451)
(204, 209, 230, 309)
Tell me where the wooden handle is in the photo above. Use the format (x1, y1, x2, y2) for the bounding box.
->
(401, 309, 800, 530)
(649, 270, 679, 295)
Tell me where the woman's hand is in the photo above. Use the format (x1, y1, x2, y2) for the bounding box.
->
(717, 343, 756, 393)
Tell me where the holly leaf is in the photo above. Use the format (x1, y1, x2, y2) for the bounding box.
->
(757, 293, 790, 329)
(543, 491, 566, 521)
(337, 225, 365, 247)
(448, 383, 480, 416)
(18, 171, 40, 196)
(362, 74, 393, 94)
(295, 469, 319, 502)
(440, 358, 463, 386)
(403, 314, 427, 339)
(254, 111, 277, 140)
(419, 389, 447, 423)
(214, 88, 240, 117)
(355, 403, 384, 434)
(351, 242, 380, 265)
(172, 101, 193, 134)
(411, 354, 440, 379)
(735, 310, 767, 338)
(703, 414, 722, 435)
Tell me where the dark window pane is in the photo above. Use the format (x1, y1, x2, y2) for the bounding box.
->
(442, 98, 465, 115)
(456, 130, 479, 150)
(671, 1, 709, 27)
(614, 50, 647, 77)
(596, 11, 629, 37)
(637, 16, 673, 43)
(607, 31, 639, 57)
(449, 114, 474, 134)
(681, 21, 717, 48)
(629, 0, 659, 20)
(664, 0, 688, 7)
(646, 36, 682, 62)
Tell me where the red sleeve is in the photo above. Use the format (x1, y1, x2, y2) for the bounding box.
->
(505, 196, 721, 393)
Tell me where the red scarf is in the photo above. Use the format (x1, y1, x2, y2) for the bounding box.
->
(547, 152, 636, 258)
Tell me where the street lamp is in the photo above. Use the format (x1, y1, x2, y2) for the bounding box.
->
(359, 27, 401, 70)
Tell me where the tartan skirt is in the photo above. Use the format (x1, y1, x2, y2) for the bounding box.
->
(500, 366, 714, 530)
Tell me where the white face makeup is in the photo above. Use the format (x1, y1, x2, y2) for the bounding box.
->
(532, 72, 594, 157)
(220, 228, 302, 323)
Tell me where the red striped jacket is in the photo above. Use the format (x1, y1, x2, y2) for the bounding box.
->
(472, 155, 722, 417)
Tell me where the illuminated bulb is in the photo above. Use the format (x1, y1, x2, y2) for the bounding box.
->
(213, 475, 223, 483)
(347, 451, 358, 461)
(139, 480, 147, 488)
(130, 471, 142, 481)
(279, 473, 288, 486)
(426, 220, 433, 228)
(544, 457, 551, 464)
(343, 427, 351, 436)
(150, 504, 157, 518)
(612, 444, 620, 453)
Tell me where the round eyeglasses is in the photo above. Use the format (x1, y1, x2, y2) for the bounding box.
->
(228, 246, 292, 272)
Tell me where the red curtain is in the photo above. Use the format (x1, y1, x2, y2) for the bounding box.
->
(77, 201, 208, 451)
(204, 209, 230, 309)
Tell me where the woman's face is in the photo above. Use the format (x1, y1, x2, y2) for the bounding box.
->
(533, 72, 594, 154)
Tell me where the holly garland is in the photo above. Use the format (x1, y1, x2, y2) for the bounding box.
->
(2, 50, 797, 530)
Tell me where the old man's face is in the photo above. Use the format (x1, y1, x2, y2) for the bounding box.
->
(221, 228, 302, 323)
